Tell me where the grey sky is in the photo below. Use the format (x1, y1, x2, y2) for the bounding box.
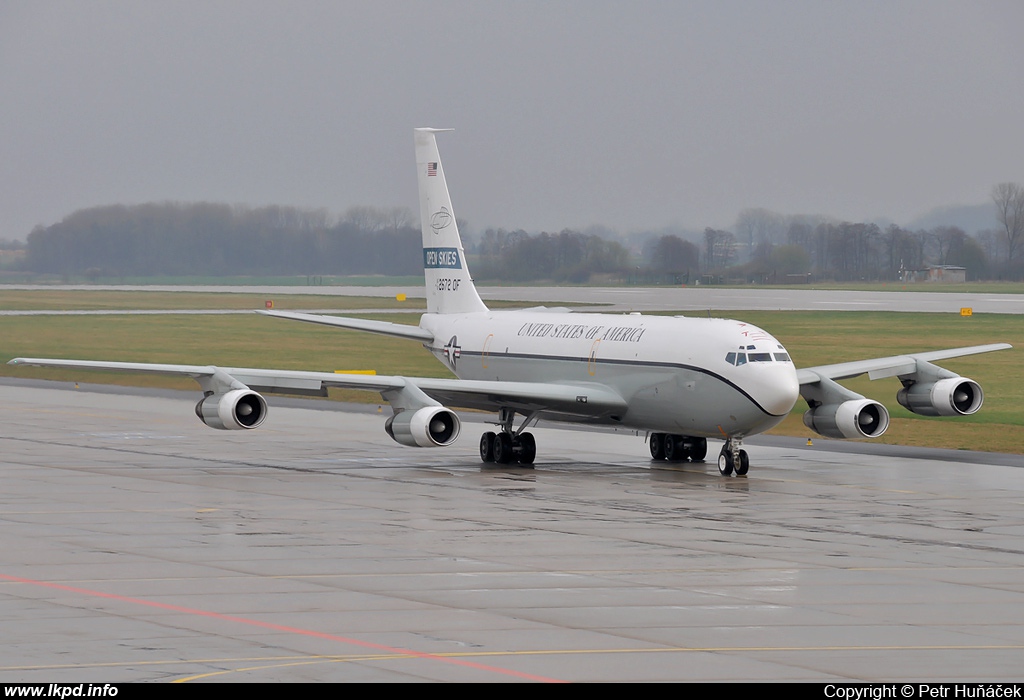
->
(2, 0, 1022, 240)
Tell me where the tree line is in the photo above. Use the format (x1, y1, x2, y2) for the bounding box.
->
(470, 228, 629, 282)
(11, 181, 1024, 282)
(22, 203, 422, 277)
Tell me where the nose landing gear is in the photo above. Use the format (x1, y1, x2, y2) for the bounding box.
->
(717, 438, 749, 476)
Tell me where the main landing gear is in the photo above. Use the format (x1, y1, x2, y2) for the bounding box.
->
(648, 433, 708, 463)
(480, 408, 537, 466)
(716, 438, 749, 477)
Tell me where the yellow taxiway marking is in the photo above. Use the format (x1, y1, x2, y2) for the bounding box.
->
(169, 642, 1024, 681)
(6, 642, 1024, 679)
(3, 564, 1021, 589)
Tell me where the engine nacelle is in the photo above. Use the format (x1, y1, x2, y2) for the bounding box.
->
(195, 389, 268, 430)
(384, 406, 461, 447)
(803, 399, 890, 439)
(897, 377, 984, 417)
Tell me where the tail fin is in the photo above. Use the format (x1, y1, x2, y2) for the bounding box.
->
(415, 128, 488, 315)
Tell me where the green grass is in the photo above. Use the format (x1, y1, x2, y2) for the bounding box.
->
(0, 290, 544, 311)
(0, 274, 428, 287)
(576, 279, 1024, 294)
(619, 280, 1024, 293)
(0, 313, 450, 396)
(731, 281, 1024, 294)
(0, 290, 426, 311)
(2, 294, 1020, 453)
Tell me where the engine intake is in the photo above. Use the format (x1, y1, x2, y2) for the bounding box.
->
(803, 399, 889, 439)
(897, 378, 983, 417)
(385, 406, 461, 447)
(195, 389, 268, 430)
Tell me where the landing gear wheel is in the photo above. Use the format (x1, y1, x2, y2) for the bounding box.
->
(493, 432, 514, 464)
(735, 449, 750, 476)
(649, 433, 666, 460)
(718, 449, 734, 476)
(480, 432, 496, 463)
(690, 438, 708, 462)
(516, 432, 537, 465)
(664, 435, 690, 462)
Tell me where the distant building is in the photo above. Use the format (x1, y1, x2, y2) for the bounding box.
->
(900, 264, 967, 284)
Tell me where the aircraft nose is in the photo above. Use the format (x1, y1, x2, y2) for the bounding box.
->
(762, 366, 800, 416)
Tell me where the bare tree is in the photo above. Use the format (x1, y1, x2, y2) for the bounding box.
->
(735, 208, 784, 261)
(992, 183, 1024, 262)
(704, 228, 737, 270)
(928, 226, 967, 266)
(384, 206, 413, 233)
(976, 228, 1007, 264)
(343, 205, 387, 232)
(648, 234, 700, 273)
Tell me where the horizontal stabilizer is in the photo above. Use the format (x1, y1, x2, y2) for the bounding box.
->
(258, 310, 433, 342)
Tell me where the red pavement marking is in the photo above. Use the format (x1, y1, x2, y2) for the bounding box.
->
(0, 573, 565, 683)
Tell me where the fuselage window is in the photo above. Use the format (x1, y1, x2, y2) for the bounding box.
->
(749, 352, 773, 362)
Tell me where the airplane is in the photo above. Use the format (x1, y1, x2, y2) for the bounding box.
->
(8, 128, 1012, 476)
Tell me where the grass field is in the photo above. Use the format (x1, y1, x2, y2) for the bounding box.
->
(0, 274, 428, 287)
(0, 290, 549, 311)
(0, 290, 425, 311)
(2, 292, 1020, 453)
(713, 281, 1024, 294)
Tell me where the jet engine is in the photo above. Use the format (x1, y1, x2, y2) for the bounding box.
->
(896, 377, 983, 417)
(384, 406, 461, 447)
(802, 399, 890, 439)
(195, 389, 268, 430)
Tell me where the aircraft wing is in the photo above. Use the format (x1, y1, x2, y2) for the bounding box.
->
(258, 310, 434, 343)
(6, 358, 626, 420)
(797, 343, 1012, 384)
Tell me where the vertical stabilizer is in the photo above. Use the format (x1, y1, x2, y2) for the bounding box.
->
(415, 128, 488, 315)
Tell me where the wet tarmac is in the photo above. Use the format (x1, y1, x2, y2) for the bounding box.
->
(2, 381, 1022, 682)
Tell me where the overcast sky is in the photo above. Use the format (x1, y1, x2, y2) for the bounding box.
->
(2, 1, 1022, 240)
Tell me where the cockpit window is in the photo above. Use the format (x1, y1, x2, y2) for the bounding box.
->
(728, 344, 790, 366)
(726, 349, 791, 365)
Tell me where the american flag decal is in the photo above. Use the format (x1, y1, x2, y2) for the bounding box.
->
(427, 162, 438, 177)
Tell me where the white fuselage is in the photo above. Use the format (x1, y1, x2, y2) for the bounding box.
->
(420, 310, 800, 438)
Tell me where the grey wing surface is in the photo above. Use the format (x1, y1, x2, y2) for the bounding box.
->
(7, 358, 626, 420)
(796, 343, 1012, 384)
